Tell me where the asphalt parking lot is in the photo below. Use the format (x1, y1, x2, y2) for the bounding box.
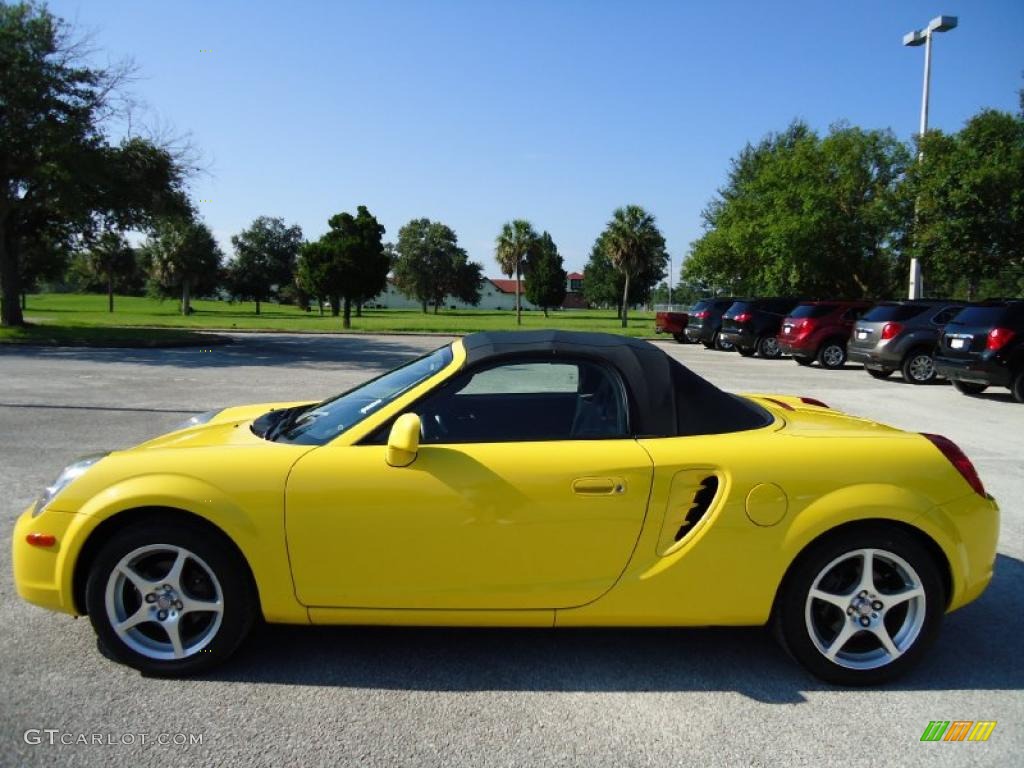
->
(1, 332, 1020, 767)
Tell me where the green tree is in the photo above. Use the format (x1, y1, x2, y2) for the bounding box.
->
(683, 121, 910, 298)
(495, 219, 538, 325)
(601, 206, 667, 328)
(144, 217, 223, 314)
(227, 216, 303, 314)
(87, 231, 135, 312)
(583, 231, 666, 315)
(905, 109, 1024, 299)
(394, 218, 482, 313)
(297, 206, 389, 328)
(524, 231, 566, 317)
(0, 3, 189, 326)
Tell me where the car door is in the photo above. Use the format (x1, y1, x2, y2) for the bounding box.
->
(284, 356, 654, 610)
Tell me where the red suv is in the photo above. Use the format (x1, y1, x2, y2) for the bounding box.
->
(777, 300, 873, 369)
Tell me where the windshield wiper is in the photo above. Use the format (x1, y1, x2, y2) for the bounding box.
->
(265, 405, 311, 442)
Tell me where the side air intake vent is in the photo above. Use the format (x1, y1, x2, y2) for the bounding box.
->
(674, 475, 719, 542)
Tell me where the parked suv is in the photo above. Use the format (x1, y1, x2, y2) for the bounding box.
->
(847, 300, 966, 384)
(777, 300, 873, 369)
(684, 297, 739, 350)
(935, 301, 1024, 402)
(720, 298, 802, 359)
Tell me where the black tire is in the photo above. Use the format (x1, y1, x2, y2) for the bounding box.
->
(85, 519, 256, 676)
(952, 380, 987, 396)
(793, 356, 814, 367)
(866, 368, 894, 379)
(772, 525, 945, 686)
(737, 345, 756, 357)
(816, 340, 847, 370)
(672, 332, 687, 344)
(713, 331, 734, 351)
(901, 349, 937, 385)
(757, 335, 782, 359)
(1011, 370, 1024, 404)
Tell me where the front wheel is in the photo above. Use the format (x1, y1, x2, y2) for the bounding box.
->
(85, 521, 256, 676)
(793, 356, 814, 367)
(773, 526, 944, 685)
(952, 380, 987, 396)
(866, 368, 894, 379)
(757, 335, 782, 359)
(737, 345, 756, 357)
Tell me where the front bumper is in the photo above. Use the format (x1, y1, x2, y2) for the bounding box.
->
(934, 355, 1011, 387)
(12, 504, 82, 615)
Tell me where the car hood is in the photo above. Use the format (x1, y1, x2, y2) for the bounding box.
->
(131, 401, 314, 451)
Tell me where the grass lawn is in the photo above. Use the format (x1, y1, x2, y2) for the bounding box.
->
(0, 322, 229, 348)
(15, 293, 660, 338)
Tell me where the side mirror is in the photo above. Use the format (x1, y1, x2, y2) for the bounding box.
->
(386, 413, 421, 467)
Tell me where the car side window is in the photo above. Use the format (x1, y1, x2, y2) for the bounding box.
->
(415, 359, 629, 444)
(932, 307, 962, 325)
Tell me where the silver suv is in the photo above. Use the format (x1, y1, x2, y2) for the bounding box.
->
(847, 300, 966, 384)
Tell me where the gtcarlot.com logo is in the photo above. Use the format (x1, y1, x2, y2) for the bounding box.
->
(920, 721, 997, 742)
(23, 729, 203, 748)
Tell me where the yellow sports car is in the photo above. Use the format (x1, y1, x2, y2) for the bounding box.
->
(13, 331, 999, 684)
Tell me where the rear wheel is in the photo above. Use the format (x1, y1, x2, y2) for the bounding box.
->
(773, 526, 943, 685)
(952, 380, 987, 396)
(85, 521, 256, 676)
(817, 340, 847, 370)
(737, 346, 756, 357)
(672, 332, 687, 344)
(901, 350, 936, 385)
(1011, 370, 1024, 403)
(866, 368, 893, 379)
(757, 335, 782, 359)
(793, 356, 814, 367)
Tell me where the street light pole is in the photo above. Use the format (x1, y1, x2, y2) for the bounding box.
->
(903, 15, 957, 299)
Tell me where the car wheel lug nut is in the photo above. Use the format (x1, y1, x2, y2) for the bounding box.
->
(872, 600, 883, 610)
(157, 610, 167, 620)
(145, 594, 156, 603)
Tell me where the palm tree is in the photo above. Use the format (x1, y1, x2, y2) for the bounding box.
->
(88, 231, 134, 313)
(603, 205, 666, 328)
(494, 219, 537, 325)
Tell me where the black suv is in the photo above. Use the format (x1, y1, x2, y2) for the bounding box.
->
(684, 297, 739, 350)
(934, 301, 1024, 402)
(720, 298, 803, 359)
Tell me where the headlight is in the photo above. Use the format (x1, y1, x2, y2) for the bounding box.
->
(175, 409, 221, 431)
(33, 454, 107, 517)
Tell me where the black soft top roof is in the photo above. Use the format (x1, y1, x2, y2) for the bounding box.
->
(461, 330, 769, 437)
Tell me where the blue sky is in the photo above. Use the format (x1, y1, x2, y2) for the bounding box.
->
(49, 0, 1024, 276)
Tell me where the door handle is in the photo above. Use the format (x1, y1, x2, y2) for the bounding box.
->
(573, 477, 625, 495)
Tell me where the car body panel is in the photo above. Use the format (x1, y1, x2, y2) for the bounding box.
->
(848, 301, 965, 372)
(935, 302, 1024, 389)
(777, 301, 873, 359)
(12, 333, 999, 637)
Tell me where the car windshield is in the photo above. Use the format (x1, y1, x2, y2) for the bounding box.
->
(862, 304, 929, 322)
(272, 344, 454, 445)
(789, 304, 836, 319)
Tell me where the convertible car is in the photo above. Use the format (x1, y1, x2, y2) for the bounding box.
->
(13, 331, 998, 684)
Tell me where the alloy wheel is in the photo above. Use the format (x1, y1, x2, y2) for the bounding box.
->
(804, 547, 926, 671)
(104, 544, 224, 661)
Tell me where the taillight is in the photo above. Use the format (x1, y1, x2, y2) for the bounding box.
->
(987, 327, 1016, 351)
(799, 397, 830, 408)
(733, 312, 752, 323)
(921, 433, 985, 497)
(880, 322, 902, 340)
(693, 310, 709, 319)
